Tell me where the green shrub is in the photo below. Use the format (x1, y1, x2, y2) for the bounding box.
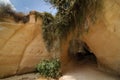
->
(36, 58, 61, 78)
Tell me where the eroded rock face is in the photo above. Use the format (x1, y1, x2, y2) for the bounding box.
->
(0, 18, 50, 78)
(82, 0, 120, 75)
(60, 0, 120, 75)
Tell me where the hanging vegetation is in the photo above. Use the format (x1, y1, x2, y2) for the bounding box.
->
(41, 12, 56, 52)
(38, 0, 102, 52)
(45, 0, 102, 38)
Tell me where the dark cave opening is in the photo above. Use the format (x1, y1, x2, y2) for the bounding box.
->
(75, 48, 97, 63)
(68, 39, 97, 63)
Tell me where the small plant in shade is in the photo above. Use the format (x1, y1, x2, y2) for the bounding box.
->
(36, 58, 61, 79)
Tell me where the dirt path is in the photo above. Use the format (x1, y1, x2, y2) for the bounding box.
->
(60, 59, 120, 80)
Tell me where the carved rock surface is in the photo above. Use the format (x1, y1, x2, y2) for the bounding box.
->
(0, 22, 49, 78)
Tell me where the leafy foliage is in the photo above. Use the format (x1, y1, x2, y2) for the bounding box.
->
(0, 4, 14, 19)
(39, 12, 56, 51)
(13, 12, 29, 23)
(42, 12, 54, 26)
(0, 4, 29, 23)
(40, 0, 102, 52)
(36, 58, 61, 78)
(44, 0, 102, 38)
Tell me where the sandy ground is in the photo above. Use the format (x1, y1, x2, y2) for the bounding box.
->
(0, 73, 40, 80)
(60, 58, 120, 80)
(0, 58, 120, 80)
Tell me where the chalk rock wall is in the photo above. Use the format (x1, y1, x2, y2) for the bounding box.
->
(0, 18, 50, 78)
(60, 0, 120, 75)
(82, 0, 120, 75)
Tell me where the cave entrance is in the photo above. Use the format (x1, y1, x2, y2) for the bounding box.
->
(75, 48, 97, 63)
(68, 39, 97, 64)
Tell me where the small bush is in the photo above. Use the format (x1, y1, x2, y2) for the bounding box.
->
(36, 58, 61, 78)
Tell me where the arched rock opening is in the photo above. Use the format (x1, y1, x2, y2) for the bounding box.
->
(68, 39, 97, 63)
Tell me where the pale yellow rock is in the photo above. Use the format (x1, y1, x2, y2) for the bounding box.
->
(60, 0, 120, 75)
(0, 23, 22, 49)
(0, 23, 37, 77)
(82, 0, 120, 75)
(0, 14, 49, 78)
(17, 32, 50, 74)
(1, 0, 120, 78)
(29, 11, 36, 23)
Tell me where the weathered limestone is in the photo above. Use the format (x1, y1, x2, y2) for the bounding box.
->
(0, 12, 50, 78)
(0, 0, 120, 78)
(60, 0, 120, 75)
(17, 24, 50, 74)
(60, 27, 79, 69)
(29, 11, 36, 23)
(82, 0, 120, 75)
